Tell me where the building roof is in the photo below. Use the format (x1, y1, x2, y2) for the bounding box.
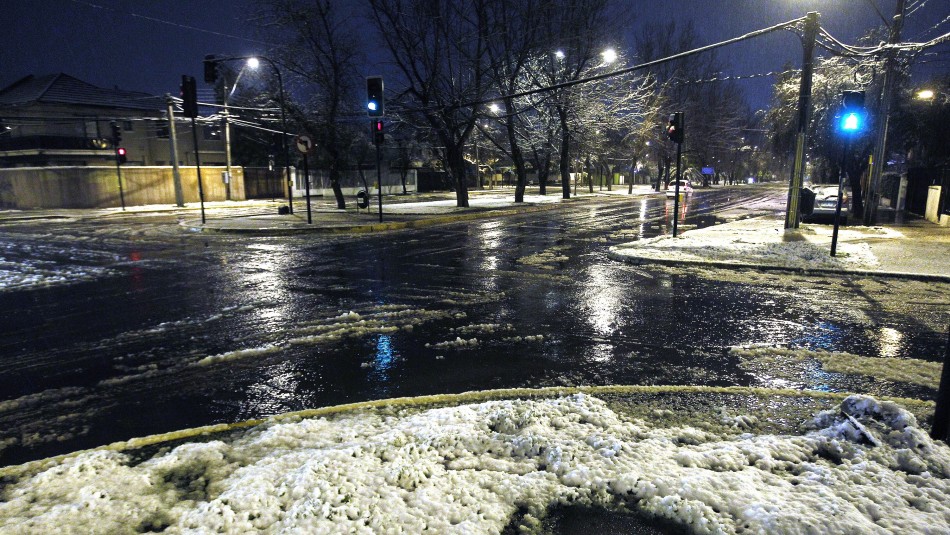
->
(0, 73, 165, 111)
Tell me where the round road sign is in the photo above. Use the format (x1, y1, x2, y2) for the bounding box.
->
(295, 135, 313, 154)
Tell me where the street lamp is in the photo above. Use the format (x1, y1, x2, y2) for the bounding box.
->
(221, 60, 254, 201)
(601, 48, 617, 64)
(211, 54, 293, 214)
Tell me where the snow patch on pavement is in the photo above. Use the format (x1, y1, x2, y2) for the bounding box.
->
(609, 217, 904, 271)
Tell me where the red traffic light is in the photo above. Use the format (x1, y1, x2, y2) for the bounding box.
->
(116, 147, 127, 164)
(666, 112, 684, 143)
(117, 147, 126, 156)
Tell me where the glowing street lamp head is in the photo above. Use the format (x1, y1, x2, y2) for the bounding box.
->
(489, 103, 501, 114)
(555, 50, 565, 60)
(247, 57, 260, 69)
(601, 48, 617, 64)
(917, 89, 935, 100)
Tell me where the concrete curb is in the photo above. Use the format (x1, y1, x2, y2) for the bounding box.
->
(606, 250, 950, 282)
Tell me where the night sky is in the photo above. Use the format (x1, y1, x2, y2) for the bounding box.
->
(1, 0, 946, 111)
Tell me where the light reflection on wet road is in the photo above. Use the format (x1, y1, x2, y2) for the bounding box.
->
(0, 186, 947, 464)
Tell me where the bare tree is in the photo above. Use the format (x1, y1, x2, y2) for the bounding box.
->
(636, 21, 750, 188)
(261, 0, 364, 209)
(482, 0, 546, 202)
(368, 0, 490, 207)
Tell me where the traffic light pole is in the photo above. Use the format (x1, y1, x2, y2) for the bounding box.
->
(375, 133, 383, 223)
(672, 140, 682, 237)
(831, 137, 851, 256)
(784, 12, 819, 230)
(190, 117, 206, 225)
(114, 148, 126, 211)
(302, 153, 312, 225)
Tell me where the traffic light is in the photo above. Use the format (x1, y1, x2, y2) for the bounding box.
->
(116, 147, 127, 165)
(666, 112, 684, 144)
(839, 90, 865, 133)
(372, 119, 384, 145)
(180, 75, 198, 118)
(203, 55, 218, 84)
(110, 121, 122, 145)
(366, 76, 384, 117)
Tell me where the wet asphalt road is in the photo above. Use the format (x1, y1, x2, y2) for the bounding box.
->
(0, 185, 947, 465)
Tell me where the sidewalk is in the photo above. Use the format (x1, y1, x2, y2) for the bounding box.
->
(178, 186, 666, 234)
(5, 186, 943, 281)
(608, 215, 950, 282)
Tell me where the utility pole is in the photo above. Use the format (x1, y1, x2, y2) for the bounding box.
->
(784, 11, 820, 229)
(223, 81, 233, 201)
(165, 95, 185, 207)
(864, 0, 906, 226)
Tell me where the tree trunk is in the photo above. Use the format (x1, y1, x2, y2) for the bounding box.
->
(330, 168, 346, 209)
(557, 105, 571, 199)
(446, 143, 470, 207)
(326, 148, 346, 209)
(504, 97, 528, 203)
(534, 149, 551, 195)
(586, 155, 594, 193)
(628, 159, 637, 194)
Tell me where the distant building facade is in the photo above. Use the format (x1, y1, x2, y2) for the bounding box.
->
(0, 73, 225, 167)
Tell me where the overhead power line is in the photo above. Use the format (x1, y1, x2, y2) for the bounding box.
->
(66, 0, 275, 46)
(443, 15, 810, 112)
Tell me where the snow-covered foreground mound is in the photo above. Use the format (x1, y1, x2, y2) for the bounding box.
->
(1, 394, 948, 534)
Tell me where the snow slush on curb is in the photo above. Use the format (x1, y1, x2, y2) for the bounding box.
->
(1, 391, 947, 534)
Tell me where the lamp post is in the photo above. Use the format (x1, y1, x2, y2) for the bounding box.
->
(210, 55, 293, 214)
(221, 62, 252, 201)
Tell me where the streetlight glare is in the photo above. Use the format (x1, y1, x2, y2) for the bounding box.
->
(247, 57, 260, 69)
(489, 103, 501, 114)
(916, 89, 935, 100)
(555, 50, 565, 60)
(602, 48, 617, 64)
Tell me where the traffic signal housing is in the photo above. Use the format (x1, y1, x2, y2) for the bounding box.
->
(204, 55, 218, 84)
(372, 119, 384, 145)
(110, 121, 122, 145)
(839, 90, 865, 134)
(180, 75, 198, 118)
(366, 76, 384, 117)
(666, 112, 684, 144)
(116, 147, 127, 165)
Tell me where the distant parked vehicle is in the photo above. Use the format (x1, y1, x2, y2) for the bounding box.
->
(802, 183, 851, 223)
(666, 180, 692, 198)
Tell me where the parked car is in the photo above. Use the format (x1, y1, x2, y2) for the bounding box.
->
(666, 180, 692, 198)
(802, 183, 851, 222)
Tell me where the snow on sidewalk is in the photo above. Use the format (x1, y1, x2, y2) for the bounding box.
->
(610, 217, 906, 271)
(1, 393, 947, 534)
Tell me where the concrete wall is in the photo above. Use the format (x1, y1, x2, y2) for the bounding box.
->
(0, 166, 245, 209)
(925, 185, 948, 227)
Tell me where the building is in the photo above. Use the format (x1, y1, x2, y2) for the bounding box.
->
(0, 73, 225, 168)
